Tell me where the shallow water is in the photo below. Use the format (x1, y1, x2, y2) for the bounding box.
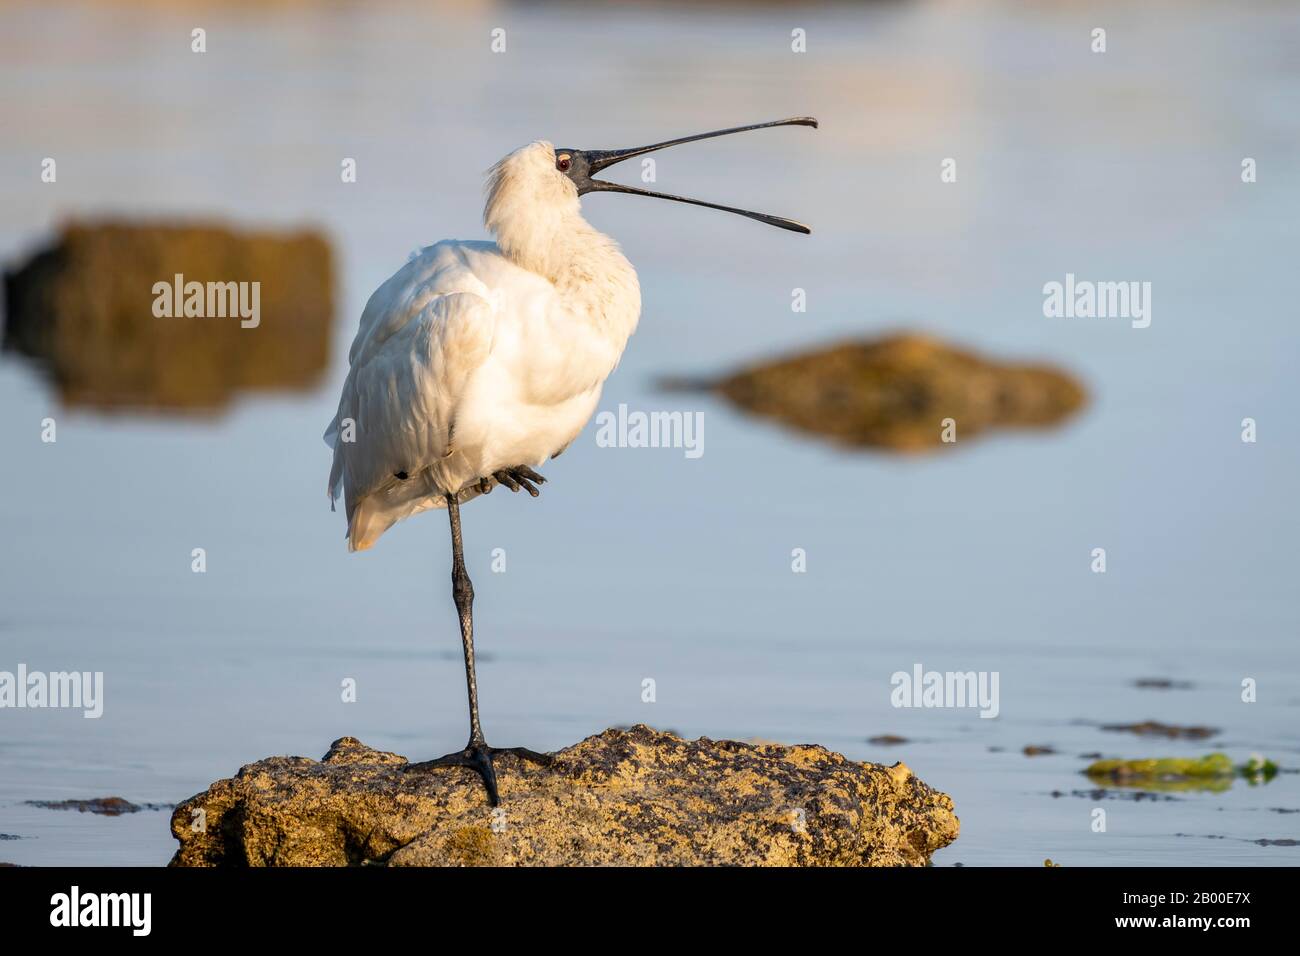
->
(1, 0, 1298, 865)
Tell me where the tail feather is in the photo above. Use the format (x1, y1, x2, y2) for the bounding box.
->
(345, 481, 487, 552)
(347, 503, 384, 552)
(324, 415, 344, 512)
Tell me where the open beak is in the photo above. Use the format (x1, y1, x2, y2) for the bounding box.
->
(570, 117, 817, 234)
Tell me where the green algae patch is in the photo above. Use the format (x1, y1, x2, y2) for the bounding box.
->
(1240, 755, 1281, 784)
(1085, 753, 1278, 792)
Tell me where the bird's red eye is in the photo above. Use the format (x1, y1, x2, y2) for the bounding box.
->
(557, 156, 571, 172)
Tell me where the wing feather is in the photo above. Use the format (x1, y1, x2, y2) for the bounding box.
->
(324, 255, 496, 547)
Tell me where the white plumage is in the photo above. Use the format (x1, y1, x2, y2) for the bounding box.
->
(324, 141, 640, 550)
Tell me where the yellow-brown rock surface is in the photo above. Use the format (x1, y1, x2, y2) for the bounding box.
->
(170, 725, 958, 866)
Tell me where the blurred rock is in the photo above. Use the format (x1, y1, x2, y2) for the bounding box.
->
(1101, 720, 1218, 740)
(26, 797, 169, 816)
(1133, 678, 1194, 690)
(3, 221, 333, 412)
(170, 725, 958, 866)
(868, 734, 909, 745)
(669, 333, 1086, 451)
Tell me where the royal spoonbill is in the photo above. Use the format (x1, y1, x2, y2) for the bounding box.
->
(324, 117, 816, 804)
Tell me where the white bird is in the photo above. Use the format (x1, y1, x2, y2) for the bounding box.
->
(324, 117, 816, 804)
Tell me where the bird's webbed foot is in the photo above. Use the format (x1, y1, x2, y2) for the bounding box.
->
(479, 465, 547, 497)
(404, 741, 554, 806)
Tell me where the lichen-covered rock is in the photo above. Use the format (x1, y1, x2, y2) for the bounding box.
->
(169, 725, 958, 866)
(671, 333, 1086, 451)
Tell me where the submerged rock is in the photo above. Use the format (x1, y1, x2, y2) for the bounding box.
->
(26, 796, 170, 816)
(1050, 788, 1181, 802)
(169, 725, 958, 867)
(1101, 720, 1218, 740)
(668, 333, 1086, 451)
(1133, 678, 1195, 690)
(3, 220, 333, 412)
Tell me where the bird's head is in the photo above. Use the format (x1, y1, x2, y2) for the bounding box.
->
(484, 140, 580, 229)
(484, 118, 817, 243)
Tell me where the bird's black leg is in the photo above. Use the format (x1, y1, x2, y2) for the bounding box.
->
(404, 491, 552, 805)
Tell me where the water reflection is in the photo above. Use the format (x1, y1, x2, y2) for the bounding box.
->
(3, 222, 334, 413)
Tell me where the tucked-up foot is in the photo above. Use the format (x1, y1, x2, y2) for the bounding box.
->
(404, 741, 553, 806)
(489, 465, 547, 497)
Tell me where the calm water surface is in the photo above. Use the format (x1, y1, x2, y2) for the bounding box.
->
(1, 0, 1298, 865)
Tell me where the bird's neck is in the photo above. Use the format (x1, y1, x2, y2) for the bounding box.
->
(491, 207, 641, 345)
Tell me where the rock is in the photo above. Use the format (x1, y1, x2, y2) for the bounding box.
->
(1100, 720, 1218, 740)
(1050, 788, 1180, 803)
(26, 797, 170, 816)
(169, 725, 958, 867)
(3, 220, 333, 412)
(665, 333, 1086, 451)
